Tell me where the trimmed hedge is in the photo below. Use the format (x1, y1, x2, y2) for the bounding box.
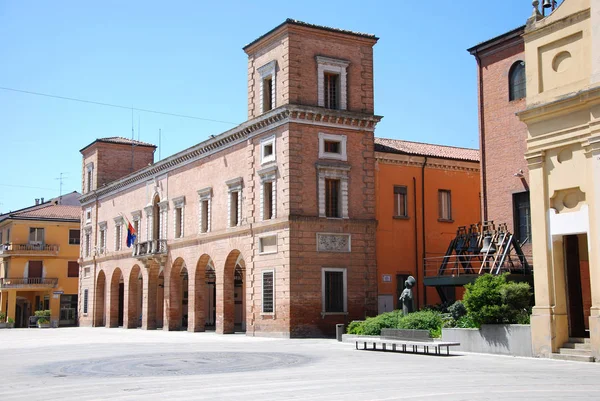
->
(347, 310, 443, 338)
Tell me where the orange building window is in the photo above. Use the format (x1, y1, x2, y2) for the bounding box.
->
(438, 190, 452, 221)
(394, 186, 408, 217)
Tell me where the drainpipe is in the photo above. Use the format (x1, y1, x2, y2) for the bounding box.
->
(421, 157, 428, 308)
(474, 50, 488, 221)
(413, 177, 419, 309)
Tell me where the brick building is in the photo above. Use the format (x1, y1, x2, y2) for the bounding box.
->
(78, 19, 381, 337)
(467, 27, 532, 249)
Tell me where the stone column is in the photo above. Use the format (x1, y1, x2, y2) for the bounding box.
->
(6, 290, 16, 323)
(123, 274, 139, 329)
(141, 265, 158, 330)
(0, 291, 6, 316)
(216, 264, 234, 334)
(188, 268, 205, 332)
(586, 135, 600, 359)
(527, 151, 562, 357)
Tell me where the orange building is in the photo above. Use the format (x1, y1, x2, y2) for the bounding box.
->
(374, 138, 480, 313)
(0, 193, 81, 327)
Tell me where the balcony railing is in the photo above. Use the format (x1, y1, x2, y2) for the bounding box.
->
(0, 243, 60, 256)
(0, 277, 59, 289)
(133, 239, 168, 259)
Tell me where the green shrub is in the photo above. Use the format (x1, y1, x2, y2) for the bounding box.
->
(34, 310, 51, 318)
(346, 320, 365, 335)
(7, 317, 14, 324)
(463, 274, 532, 326)
(37, 318, 49, 325)
(397, 310, 443, 338)
(0, 311, 5, 321)
(448, 301, 467, 321)
(455, 314, 478, 328)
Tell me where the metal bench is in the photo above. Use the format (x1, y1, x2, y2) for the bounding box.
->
(354, 337, 460, 355)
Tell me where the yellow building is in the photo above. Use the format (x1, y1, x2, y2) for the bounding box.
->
(0, 192, 81, 327)
(519, 0, 600, 360)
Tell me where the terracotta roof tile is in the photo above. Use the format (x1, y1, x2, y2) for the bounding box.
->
(375, 137, 480, 162)
(80, 137, 156, 153)
(11, 204, 80, 221)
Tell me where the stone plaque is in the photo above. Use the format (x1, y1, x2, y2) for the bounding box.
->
(316, 233, 351, 253)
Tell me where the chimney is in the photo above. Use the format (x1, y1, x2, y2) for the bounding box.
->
(41, 197, 44, 203)
(35, 199, 40, 205)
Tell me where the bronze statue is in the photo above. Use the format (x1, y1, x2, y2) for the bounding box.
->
(399, 276, 416, 315)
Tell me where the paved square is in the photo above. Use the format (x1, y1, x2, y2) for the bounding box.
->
(1, 328, 599, 400)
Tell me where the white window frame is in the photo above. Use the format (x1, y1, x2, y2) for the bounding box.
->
(172, 196, 185, 239)
(318, 132, 347, 161)
(98, 221, 107, 254)
(258, 234, 278, 255)
(197, 187, 212, 234)
(85, 162, 94, 193)
(158, 200, 169, 239)
(83, 288, 89, 315)
(226, 178, 243, 228)
(85, 208, 92, 224)
(316, 56, 349, 111)
(321, 267, 348, 315)
(261, 269, 275, 315)
(131, 210, 141, 243)
(143, 205, 153, 241)
(317, 163, 350, 219)
(258, 60, 277, 114)
(113, 216, 124, 251)
(260, 134, 276, 165)
(258, 165, 277, 221)
(83, 226, 92, 258)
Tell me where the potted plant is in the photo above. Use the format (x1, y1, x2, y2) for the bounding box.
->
(35, 310, 51, 328)
(0, 312, 6, 329)
(7, 317, 14, 329)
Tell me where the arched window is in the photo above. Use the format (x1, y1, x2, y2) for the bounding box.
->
(509, 61, 526, 101)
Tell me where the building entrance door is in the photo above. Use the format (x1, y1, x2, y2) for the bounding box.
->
(564, 235, 588, 338)
(396, 274, 409, 311)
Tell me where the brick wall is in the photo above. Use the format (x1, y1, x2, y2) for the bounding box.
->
(477, 36, 530, 243)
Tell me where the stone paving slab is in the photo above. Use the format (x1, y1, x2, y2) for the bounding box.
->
(0, 328, 599, 400)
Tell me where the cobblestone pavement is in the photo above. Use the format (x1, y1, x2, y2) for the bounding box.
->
(1, 328, 599, 400)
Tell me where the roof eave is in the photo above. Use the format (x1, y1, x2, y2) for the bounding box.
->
(467, 25, 525, 55)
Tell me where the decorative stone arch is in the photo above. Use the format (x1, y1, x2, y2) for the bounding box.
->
(94, 270, 106, 327)
(108, 267, 124, 328)
(125, 264, 143, 328)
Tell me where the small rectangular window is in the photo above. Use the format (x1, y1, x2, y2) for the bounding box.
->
(323, 269, 346, 313)
(84, 233, 91, 257)
(69, 229, 81, 245)
(28, 261, 43, 278)
(87, 170, 92, 192)
(324, 140, 340, 154)
(513, 191, 532, 244)
(99, 229, 106, 254)
(261, 136, 276, 164)
(201, 200, 209, 233)
(324, 73, 339, 109)
(115, 225, 122, 251)
(175, 207, 183, 238)
(133, 220, 140, 237)
(230, 191, 239, 227)
(29, 228, 45, 245)
(325, 179, 341, 218)
(438, 190, 452, 221)
(259, 235, 277, 254)
(394, 186, 408, 218)
(263, 182, 273, 221)
(262, 271, 274, 314)
(263, 77, 273, 112)
(68, 261, 79, 278)
(83, 289, 89, 314)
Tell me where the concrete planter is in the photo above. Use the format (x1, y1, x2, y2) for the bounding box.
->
(442, 324, 532, 357)
(0, 322, 6, 329)
(37, 322, 51, 329)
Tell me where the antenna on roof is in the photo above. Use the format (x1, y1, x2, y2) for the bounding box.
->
(131, 106, 135, 173)
(159, 128, 162, 161)
(55, 172, 68, 202)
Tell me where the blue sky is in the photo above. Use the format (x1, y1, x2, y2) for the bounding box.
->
(0, 0, 531, 213)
